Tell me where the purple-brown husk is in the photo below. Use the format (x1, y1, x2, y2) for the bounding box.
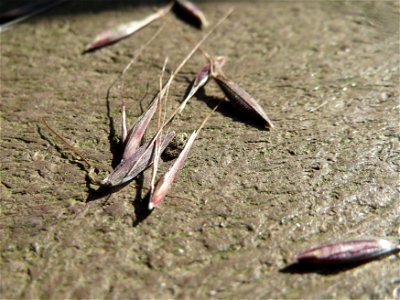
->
(173, 0, 209, 29)
(213, 75, 275, 128)
(177, 56, 226, 114)
(101, 131, 175, 187)
(293, 237, 400, 265)
(84, 5, 170, 53)
(148, 130, 197, 209)
(121, 97, 158, 161)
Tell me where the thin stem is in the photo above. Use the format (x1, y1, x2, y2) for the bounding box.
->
(196, 100, 222, 135)
(106, 25, 165, 100)
(42, 118, 93, 168)
(164, 14, 213, 63)
(150, 57, 169, 194)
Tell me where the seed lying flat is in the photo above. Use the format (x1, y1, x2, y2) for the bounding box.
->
(84, 5, 170, 53)
(0, 0, 66, 33)
(213, 75, 274, 128)
(173, 0, 209, 29)
(293, 237, 400, 265)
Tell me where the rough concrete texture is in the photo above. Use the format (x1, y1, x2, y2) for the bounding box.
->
(1, 0, 399, 299)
